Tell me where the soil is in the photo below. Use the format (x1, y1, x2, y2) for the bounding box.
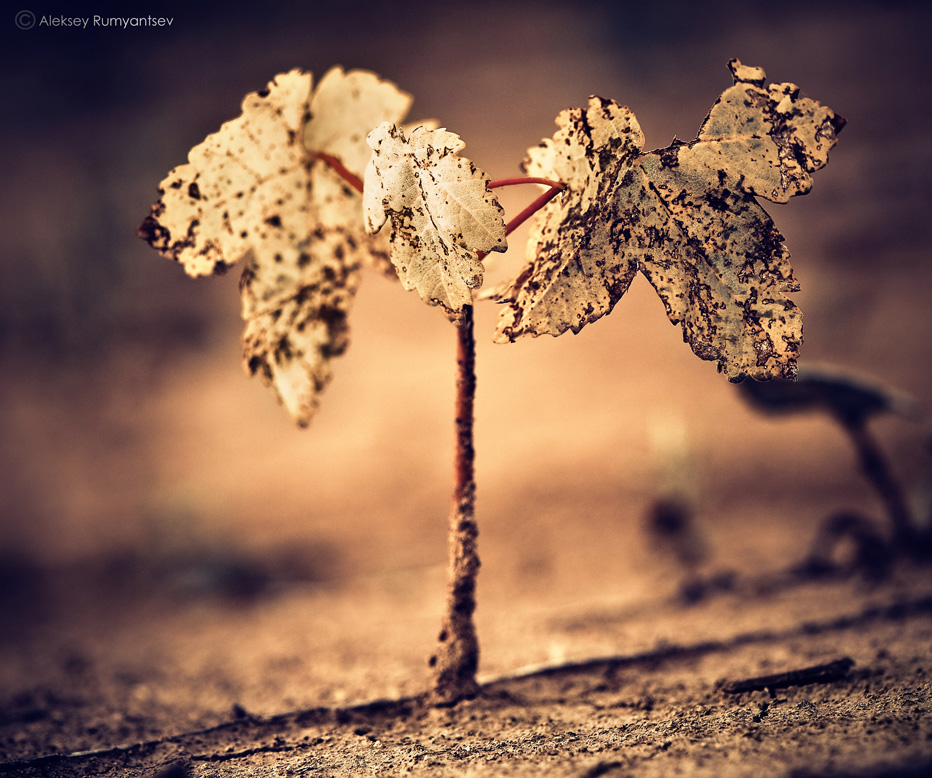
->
(1, 524, 931, 777)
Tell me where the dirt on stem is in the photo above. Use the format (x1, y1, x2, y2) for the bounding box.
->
(429, 304, 481, 706)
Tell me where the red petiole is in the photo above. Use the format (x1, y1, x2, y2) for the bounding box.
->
(487, 177, 564, 191)
(493, 179, 565, 238)
(478, 178, 565, 260)
(314, 152, 565, 257)
(313, 151, 364, 194)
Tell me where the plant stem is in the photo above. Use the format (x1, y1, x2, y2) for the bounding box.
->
(841, 419, 916, 547)
(488, 177, 565, 190)
(429, 303, 481, 705)
(313, 151, 364, 194)
(311, 164, 563, 702)
(428, 178, 566, 703)
(489, 177, 565, 237)
(502, 185, 565, 236)
(477, 178, 566, 262)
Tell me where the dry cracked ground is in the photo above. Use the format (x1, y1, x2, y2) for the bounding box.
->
(1, 546, 930, 777)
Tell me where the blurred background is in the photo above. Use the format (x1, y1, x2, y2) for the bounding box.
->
(0, 0, 930, 686)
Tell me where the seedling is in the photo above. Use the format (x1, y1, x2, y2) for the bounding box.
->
(740, 366, 928, 566)
(139, 60, 842, 704)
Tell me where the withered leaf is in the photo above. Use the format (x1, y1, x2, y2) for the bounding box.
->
(363, 123, 507, 313)
(139, 67, 412, 425)
(494, 59, 844, 381)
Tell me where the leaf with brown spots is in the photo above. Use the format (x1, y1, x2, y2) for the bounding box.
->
(363, 123, 507, 313)
(493, 59, 844, 381)
(139, 67, 412, 425)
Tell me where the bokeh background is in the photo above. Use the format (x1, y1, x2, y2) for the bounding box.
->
(1, 0, 930, 687)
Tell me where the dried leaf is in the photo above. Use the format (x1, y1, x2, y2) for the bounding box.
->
(683, 60, 842, 202)
(493, 99, 644, 341)
(494, 60, 844, 381)
(139, 67, 412, 425)
(363, 123, 507, 313)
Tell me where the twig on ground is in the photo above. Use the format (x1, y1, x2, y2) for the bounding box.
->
(721, 657, 855, 695)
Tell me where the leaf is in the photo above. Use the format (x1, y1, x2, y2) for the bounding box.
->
(494, 59, 844, 381)
(139, 67, 412, 425)
(363, 123, 507, 313)
(683, 61, 843, 202)
(491, 99, 645, 341)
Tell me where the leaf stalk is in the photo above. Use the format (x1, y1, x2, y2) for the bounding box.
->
(312, 151, 364, 194)
(478, 178, 565, 262)
(500, 183, 565, 237)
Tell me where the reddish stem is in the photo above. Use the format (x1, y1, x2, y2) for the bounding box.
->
(478, 179, 565, 261)
(430, 179, 565, 703)
(430, 304, 481, 705)
(313, 151, 364, 194)
(501, 184, 565, 237)
(309, 160, 564, 702)
(488, 177, 565, 191)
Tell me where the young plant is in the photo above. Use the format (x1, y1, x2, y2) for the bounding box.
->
(139, 60, 842, 705)
(739, 366, 926, 561)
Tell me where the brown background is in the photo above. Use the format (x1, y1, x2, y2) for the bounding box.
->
(1, 1, 930, 770)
